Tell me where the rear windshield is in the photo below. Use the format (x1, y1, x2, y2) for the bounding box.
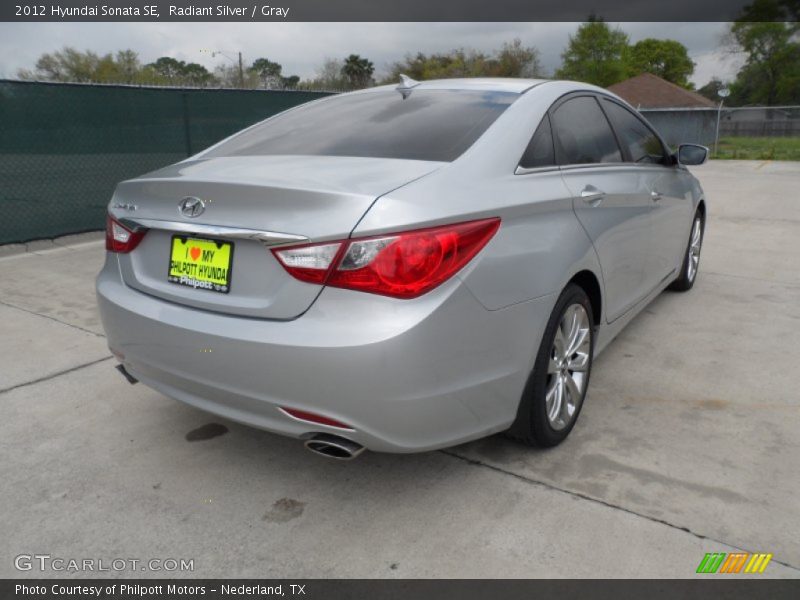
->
(203, 89, 518, 163)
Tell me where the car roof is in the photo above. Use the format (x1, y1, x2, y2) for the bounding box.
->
(367, 77, 550, 95)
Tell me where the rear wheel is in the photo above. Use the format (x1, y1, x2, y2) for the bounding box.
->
(669, 211, 704, 292)
(507, 284, 594, 447)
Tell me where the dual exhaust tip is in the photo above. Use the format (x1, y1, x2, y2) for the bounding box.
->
(304, 433, 365, 460)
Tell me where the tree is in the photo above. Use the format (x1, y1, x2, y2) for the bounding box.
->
(115, 50, 141, 83)
(182, 62, 214, 87)
(24, 52, 64, 80)
(56, 47, 102, 82)
(17, 47, 218, 87)
(341, 54, 375, 89)
(300, 58, 347, 90)
(556, 18, 630, 87)
(18, 47, 151, 84)
(494, 38, 545, 77)
(215, 63, 244, 88)
(23, 47, 102, 82)
(281, 75, 300, 89)
(697, 77, 727, 101)
(727, 0, 800, 105)
(385, 49, 487, 81)
(148, 57, 185, 82)
(249, 57, 283, 88)
(384, 39, 545, 83)
(93, 54, 123, 83)
(148, 57, 214, 87)
(628, 39, 695, 88)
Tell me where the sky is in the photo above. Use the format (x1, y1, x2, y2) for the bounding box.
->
(0, 22, 746, 87)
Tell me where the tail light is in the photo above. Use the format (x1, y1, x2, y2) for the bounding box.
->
(272, 218, 500, 299)
(106, 214, 146, 253)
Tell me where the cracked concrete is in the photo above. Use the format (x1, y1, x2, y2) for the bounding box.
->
(441, 450, 799, 573)
(0, 161, 798, 578)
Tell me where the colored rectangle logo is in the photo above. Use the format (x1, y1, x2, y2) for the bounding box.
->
(697, 552, 772, 574)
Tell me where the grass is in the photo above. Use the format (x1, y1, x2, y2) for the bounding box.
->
(713, 136, 800, 161)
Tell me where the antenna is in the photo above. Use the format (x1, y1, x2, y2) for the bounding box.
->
(396, 74, 420, 98)
(397, 74, 420, 89)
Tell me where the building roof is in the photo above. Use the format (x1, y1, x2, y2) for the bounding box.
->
(608, 73, 716, 109)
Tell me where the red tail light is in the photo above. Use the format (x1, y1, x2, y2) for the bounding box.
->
(106, 214, 146, 253)
(272, 218, 500, 299)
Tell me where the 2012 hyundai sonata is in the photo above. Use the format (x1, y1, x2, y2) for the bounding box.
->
(97, 77, 708, 459)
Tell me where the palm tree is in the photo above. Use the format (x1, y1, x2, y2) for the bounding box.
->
(341, 54, 375, 89)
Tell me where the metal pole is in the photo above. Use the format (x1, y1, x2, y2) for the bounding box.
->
(238, 52, 244, 88)
(714, 100, 724, 157)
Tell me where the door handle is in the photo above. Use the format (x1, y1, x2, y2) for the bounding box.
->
(650, 190, 663, 202)
(580, 185, 605, 203)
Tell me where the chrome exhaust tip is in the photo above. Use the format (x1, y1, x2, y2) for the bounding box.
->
(304, 433, 365, 460)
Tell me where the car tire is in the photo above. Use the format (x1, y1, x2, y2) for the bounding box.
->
(507, 283, 594, 447)
(669, 210, 705, 292)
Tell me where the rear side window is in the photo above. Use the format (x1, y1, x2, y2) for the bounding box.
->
(519, 114, 555, 169)
(203, 89, 518, 163)
(551, 96, 622, 165)
(602, 99, 668, 165)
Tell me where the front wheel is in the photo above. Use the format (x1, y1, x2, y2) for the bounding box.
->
(669, 211, 704, 292)
(507, 283, 594, 447)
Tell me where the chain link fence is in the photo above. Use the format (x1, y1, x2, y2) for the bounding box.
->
(641, 105, 800, 160)
(4, 81, 798, 245)
(0, 80, 332, 245)
(640, 108, 717, 147)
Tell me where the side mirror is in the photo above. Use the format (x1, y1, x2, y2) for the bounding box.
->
(676, 144, 709, 166)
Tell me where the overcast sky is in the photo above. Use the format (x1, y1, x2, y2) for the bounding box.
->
(0, 22, 745, 86)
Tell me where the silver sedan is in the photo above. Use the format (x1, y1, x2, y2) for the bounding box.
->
(97, 77, 708, 458)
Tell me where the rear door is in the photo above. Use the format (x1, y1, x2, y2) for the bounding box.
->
(600, 97, 693, 288)
(552, 94, 654, 323)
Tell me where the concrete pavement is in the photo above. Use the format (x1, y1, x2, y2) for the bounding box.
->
(1, 161, 798, 578)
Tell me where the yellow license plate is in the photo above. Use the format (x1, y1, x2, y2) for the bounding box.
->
(168, 236, 233, 294)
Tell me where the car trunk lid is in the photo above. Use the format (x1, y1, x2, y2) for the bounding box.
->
(110, 155, 442, 319)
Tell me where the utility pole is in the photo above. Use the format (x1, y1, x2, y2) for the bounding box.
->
(714, 88, 730, 158)
(206, 49, 246, 88)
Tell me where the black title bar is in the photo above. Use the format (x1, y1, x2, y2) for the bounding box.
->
(4, 580, 800, 600)
(0, 0, 781, 23)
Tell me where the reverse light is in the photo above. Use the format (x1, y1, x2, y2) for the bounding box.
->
(105, 214, 146, 253)
(271, 242, 342, 284)
(272, 218, 500, 299)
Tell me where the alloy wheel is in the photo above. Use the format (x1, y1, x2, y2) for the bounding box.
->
(546, 303, 591, 431)
(687, 217, 703, 282)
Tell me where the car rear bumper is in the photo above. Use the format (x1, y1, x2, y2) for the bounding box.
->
(97, 253, 554, 453)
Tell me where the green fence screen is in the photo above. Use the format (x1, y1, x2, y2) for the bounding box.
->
(0, 80, 332, 244)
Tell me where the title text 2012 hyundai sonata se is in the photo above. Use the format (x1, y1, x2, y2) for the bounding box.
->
(97, 77, 708, 459)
